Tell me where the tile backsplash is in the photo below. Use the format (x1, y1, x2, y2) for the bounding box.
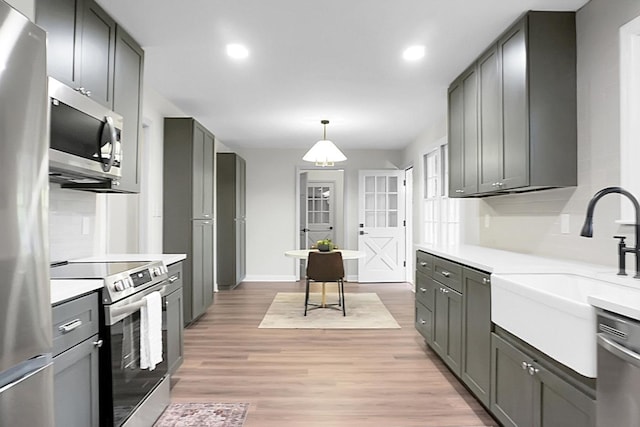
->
(49, 184, 102, 262)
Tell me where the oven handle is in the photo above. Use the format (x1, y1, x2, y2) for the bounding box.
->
(106, 284, 167, 325)
(598, 333, 640, 368)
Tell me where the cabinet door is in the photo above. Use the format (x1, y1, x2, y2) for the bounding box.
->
(491, 333, 536, 427)
(448, 65, 478, 197)
(35, 0, 82, 87)
(166, 288, 184, 375)
(192, 124, 215, 219)
(78, 0, 115, 108)
(54, 335, 100, 427)
(432, 283, 462, 376)
(113, 26, 144, 193)
(461, 268, 492, 406)
(499, 19, 529, 190)
(192, 220, 214, 319)
(477, 45, 503, 193)
(415, 301, 433, 343)
(536, 365, 595, 427)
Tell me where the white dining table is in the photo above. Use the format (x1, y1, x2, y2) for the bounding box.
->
(284, 249, 366, 307)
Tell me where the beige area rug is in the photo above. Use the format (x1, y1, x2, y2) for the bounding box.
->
(258, 292, 401, 329)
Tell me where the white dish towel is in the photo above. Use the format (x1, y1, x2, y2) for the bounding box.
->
(140, 291, 163, 370)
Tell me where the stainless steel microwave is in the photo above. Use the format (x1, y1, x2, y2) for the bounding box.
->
(48, 77, 123, 188)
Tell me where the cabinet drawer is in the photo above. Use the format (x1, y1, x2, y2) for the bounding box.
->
(415, 301, 433, 342)
(166, 261, 184, 294)
(433, 256, 463, 292)
(416, 251, 433, 276)
(52, 292, 99, 356)
(415, 271, 435, 310)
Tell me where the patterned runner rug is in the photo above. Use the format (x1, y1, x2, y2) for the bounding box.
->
(258, 292, 401, 329)
(153, 403, 249, 427)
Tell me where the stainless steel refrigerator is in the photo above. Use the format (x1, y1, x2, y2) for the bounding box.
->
(0, 1, 53, 425)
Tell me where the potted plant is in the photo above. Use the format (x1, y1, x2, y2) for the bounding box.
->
(315, 239, 334, 252)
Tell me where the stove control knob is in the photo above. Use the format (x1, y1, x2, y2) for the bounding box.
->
(114, 280, 125, 291)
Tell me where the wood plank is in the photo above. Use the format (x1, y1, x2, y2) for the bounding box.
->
(170, 281, 498, 427)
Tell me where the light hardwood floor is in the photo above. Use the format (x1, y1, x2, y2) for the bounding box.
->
(169, 281, 498, 427)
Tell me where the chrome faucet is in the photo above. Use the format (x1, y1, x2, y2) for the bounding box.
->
(580, 186, 640, 278)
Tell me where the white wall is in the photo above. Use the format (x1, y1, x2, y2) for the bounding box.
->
(6, 0, 33, 20)
(233, 147, 403, 281)
(477, 0, 640, 268)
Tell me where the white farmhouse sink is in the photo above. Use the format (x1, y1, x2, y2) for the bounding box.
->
(491, 273, 622, 378)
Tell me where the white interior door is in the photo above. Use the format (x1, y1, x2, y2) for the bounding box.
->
(304, 181, 335, 246)
(358, 170, 406, 282)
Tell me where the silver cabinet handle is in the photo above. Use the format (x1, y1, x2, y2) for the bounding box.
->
(482, 277, 490, 284)
(440, 287, 449, 294)
(419, 287, 427, 293)
(455, 189, 464, 193)
(93, 339, 103, 348)
(419, 319, 426, 325)
(59, 319, 82, 333)
(420, 262, 427, 267)
(441, 271, 450, 278)
(528, 365, 539, 376)
(169, 276, 179, 283)
(521, 361, 529, 370)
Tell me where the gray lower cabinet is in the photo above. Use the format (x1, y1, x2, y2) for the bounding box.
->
(52, 292, 100, 427)
(461, 268, 492, 406)
(166, 262, 185, 375)
(432, 280, 463, 376)
(415, 271, 435, 343)
(491, 332, 595, 427)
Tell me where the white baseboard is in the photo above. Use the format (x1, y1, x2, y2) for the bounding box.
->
(243, 274, 297, 282)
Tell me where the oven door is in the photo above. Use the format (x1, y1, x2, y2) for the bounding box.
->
(100, 284, 168, 427)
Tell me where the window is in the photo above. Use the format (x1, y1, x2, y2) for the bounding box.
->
(423, 144, 460, 245)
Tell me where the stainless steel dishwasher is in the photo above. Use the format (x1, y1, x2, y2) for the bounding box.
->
(596, 309, 640, 426)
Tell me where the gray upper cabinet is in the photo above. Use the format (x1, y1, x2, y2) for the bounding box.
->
(448, 11, 577, 197)
(448, 64, 478, 197)
(216, 153, 247, 290)
(163, 118, 216, 324)
(36, 0, 116, 109)
(112, 26, 144, 193)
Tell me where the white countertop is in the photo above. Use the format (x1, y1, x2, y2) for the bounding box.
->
(51, 279, 103, 305)
(416, 243, 640, 320)
(50, 253, 187, 305)
(72, 253, 187, 265)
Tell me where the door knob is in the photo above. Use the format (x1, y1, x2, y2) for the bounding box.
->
(359, 230, 369, 235)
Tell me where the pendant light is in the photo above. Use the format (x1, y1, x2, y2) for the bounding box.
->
(303, 120, 347, 167)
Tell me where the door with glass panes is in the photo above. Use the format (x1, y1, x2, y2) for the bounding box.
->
(358, 170, 406, 282)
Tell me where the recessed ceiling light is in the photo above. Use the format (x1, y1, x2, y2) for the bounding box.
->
(403, 45, 425, 61)
(226, 43, 249, 59)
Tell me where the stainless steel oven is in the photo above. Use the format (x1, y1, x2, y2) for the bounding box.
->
(596, 309, 640, 427)
(50, 261, 171, 427)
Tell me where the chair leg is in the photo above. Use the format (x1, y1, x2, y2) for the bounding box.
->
(304, 278, 310, 316)
(340, 279, 346, 316)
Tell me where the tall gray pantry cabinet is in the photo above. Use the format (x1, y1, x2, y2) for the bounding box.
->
(216, 153, 247, 290)
(163, 118, 215, 325)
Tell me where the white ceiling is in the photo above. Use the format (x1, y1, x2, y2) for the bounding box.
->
(96, 0, 589, 151)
